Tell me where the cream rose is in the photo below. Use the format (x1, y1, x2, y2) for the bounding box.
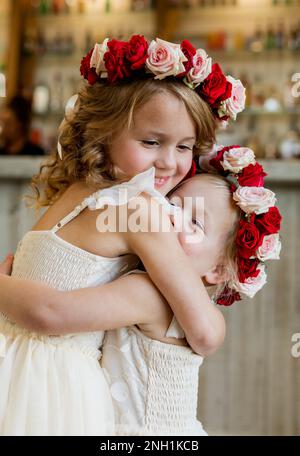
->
(90, 38, 109, 76)
(221, 147, 256, 173)
(256, 233, 281, 261)
(222, 76, 246, 120)
(233, 186, 277, 215)
(146, 38, 187, 80)
(186, 48, 212, 85)
(236, 264, 267, 298)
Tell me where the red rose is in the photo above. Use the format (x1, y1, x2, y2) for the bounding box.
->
(104, 39, 132, 83)
(236, 219, 264, 258)
(80, 49, 98, 85)
(126, 35, 148, 71)
(238, 163, 267, 187)
(178, 39, 196, 77)
(216, 286, 241, 306)
(197, 63, 232, 109)
(238, 257, 260, 283)
(254, 206, 282, 235)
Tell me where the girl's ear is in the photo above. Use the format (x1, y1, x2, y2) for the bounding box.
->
(204, 264, 230, 285)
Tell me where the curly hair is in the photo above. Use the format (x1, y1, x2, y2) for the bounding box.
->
(205, 175, 241, 302)
(28, 76, 217, 209)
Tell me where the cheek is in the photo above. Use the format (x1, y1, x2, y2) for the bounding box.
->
(177, 231, 203, 256)
(177, 151, 193, 178)
(110, 142, 151, 175)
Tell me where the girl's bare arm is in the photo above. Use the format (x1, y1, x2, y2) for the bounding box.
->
(0, 269, 223, 357)
(123, 194, 226, 355)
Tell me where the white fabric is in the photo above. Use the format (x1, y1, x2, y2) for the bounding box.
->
(101, 326, 206, 436)
(84, 167, 182, 218)
(165, 315, 186, 339)
(99, 261, 208, 436)
(0, 168, 177, 435)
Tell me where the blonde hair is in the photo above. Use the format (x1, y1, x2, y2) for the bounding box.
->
(208, 174, 241, 301)
(28, 77, 217, 208)
(174, 172, 240, 299)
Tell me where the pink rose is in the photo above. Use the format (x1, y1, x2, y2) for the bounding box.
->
(233, 186, 277, 215)
(146, 38, 187, 80)
(256, 233, 281, 261)
(221, 147, 256, 173)
(90, 39, 109, 76)
(218, 76, 246, 120)
(198, 143, 225, 173)
(186, 48, 212, 86)
(235, 264, 267, 298)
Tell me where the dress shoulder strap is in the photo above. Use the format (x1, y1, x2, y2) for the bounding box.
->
(51, 198, 91, 233)
(51, 166, 181, 233)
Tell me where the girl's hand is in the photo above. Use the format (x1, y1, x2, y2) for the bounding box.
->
(0, 254, 14, 275)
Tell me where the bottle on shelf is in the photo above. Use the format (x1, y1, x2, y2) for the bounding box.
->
(274, 21, 286, 50)
(265, 129, 279, 159)
(39, 0, 50, 15)
(105, 0, 111, 13)
(131, 0, 146, 11)
(22, 29, 35, 56)
(264, 23, 276, 51)
(251, 74, 265, 109)
(32, 83, 51, 115)
(36, 29, 46, 55)
(50, 72, 64, 113)
(52, 0, 65, 14)
(248, 25, 264, 53)
(264, 84, 282, 112)
(279, 130, 300, 159)
(288, 24, 298, 51)
(233, 31, 245, 51)
(77, 0, 86, 14)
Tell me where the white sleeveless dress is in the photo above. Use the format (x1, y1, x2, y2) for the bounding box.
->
(101, 282, 208, 436)
(0, 167, 171, 436)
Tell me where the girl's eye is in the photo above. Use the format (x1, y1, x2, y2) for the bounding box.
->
(142, 140, 159, 146)
(178, 145, 193, 151)
(192, 219, 204, 231)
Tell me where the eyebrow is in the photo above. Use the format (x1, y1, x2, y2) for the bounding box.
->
(143, 131, 196, 141)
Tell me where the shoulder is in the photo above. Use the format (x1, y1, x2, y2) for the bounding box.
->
(124, 191, 173, 235)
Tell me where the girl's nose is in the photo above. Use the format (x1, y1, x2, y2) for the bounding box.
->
(155, 148, 177, 170)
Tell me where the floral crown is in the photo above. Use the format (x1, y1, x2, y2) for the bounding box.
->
(187, 145, 282, 306)
(80, 35, 246, 125)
